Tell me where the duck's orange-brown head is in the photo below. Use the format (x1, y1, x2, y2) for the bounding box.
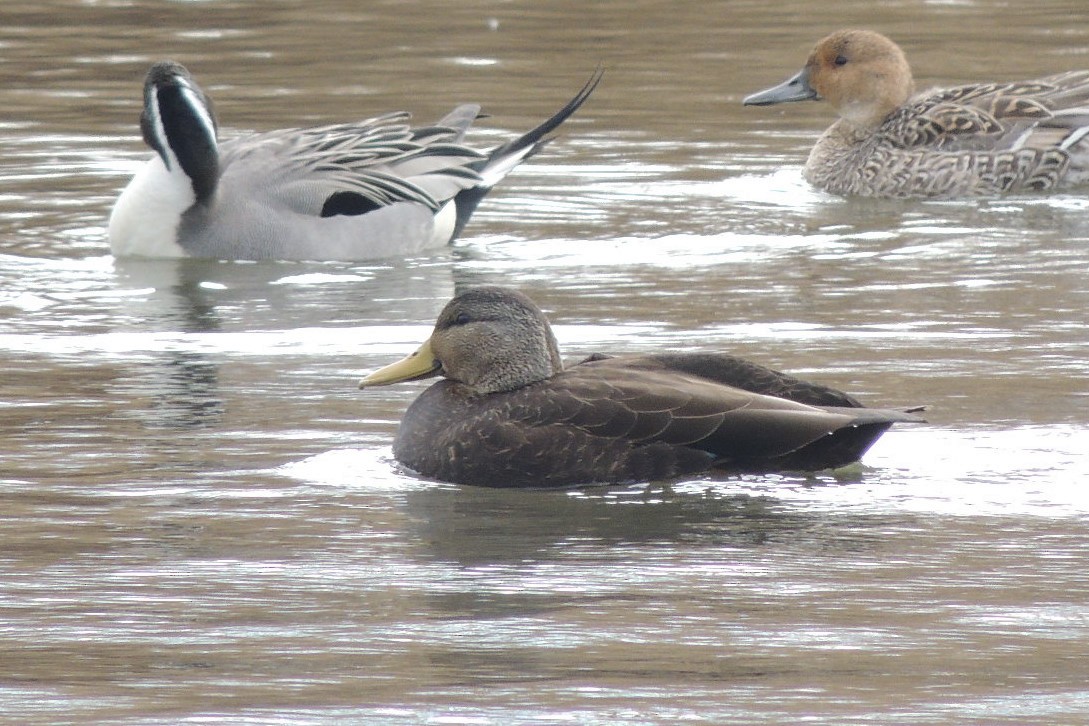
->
(745, 29, 915, 130)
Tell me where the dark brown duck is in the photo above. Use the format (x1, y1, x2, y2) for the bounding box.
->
(359, 287, 924, 488)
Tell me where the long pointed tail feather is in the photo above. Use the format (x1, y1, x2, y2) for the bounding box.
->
(476, 65, 603, 186)
(451, 66, 603, 238)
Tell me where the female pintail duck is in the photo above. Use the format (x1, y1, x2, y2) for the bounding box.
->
(359, 286, 924, 488)
(743, 29, 1089, 197)
(109, 61, 601, 260)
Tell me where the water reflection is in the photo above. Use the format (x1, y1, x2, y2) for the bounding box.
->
(403, 484, 893, 567)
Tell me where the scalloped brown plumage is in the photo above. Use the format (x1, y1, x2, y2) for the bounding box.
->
(743, 29, 1089, 197)
(359, 287, 924, 488)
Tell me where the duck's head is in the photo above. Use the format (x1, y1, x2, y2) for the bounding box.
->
(360, 287, 564, 394)
(139, 60, 221, 202)
(744, 29, 915, 130)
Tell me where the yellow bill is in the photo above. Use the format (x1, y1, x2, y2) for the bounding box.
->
(359, 339, 442, 388)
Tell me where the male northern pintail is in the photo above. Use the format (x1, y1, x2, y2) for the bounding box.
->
(743, 29, 1089, 197)
(359, 286, 924, 487)
(109, 61, 601, 260)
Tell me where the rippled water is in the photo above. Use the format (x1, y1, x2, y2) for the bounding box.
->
(3, 0, 1089, 723)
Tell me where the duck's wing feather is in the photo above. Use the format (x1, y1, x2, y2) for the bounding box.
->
(576, 352, 865, 407)
(218, 111, 486, 216)
(541, 365, 916, 455)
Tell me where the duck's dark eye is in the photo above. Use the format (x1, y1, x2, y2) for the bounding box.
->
(453, 312, 471, 326)
(834, 54, 848, 66)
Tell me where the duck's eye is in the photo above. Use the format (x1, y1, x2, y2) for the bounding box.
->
(833, 54, 848, 66)
(453, 312, 471, 326)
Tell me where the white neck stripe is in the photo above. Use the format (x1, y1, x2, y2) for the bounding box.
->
(148, 76, 218, 174)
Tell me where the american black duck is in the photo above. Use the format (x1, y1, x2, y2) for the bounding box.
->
(359, 286, 924, 487)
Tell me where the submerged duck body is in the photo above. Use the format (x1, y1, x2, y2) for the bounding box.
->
(109, 62, 600, 260)
(743, 29, 1089, 197)
(359, 287, 923, 488)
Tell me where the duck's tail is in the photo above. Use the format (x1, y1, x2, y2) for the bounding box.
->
(451, 66, 603, 238)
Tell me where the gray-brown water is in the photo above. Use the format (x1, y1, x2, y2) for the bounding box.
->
(3, 0, 1089, 723)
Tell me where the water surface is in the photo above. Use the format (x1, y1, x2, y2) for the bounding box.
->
(2, 0, 1089, 723)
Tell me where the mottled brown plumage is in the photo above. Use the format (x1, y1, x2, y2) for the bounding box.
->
(359, 287, 923, 488)
(744, 29, 1089, 197)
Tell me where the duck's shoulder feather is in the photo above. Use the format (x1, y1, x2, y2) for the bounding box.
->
(216, 112, 486, 216)
(884, 71, 1089, 153)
